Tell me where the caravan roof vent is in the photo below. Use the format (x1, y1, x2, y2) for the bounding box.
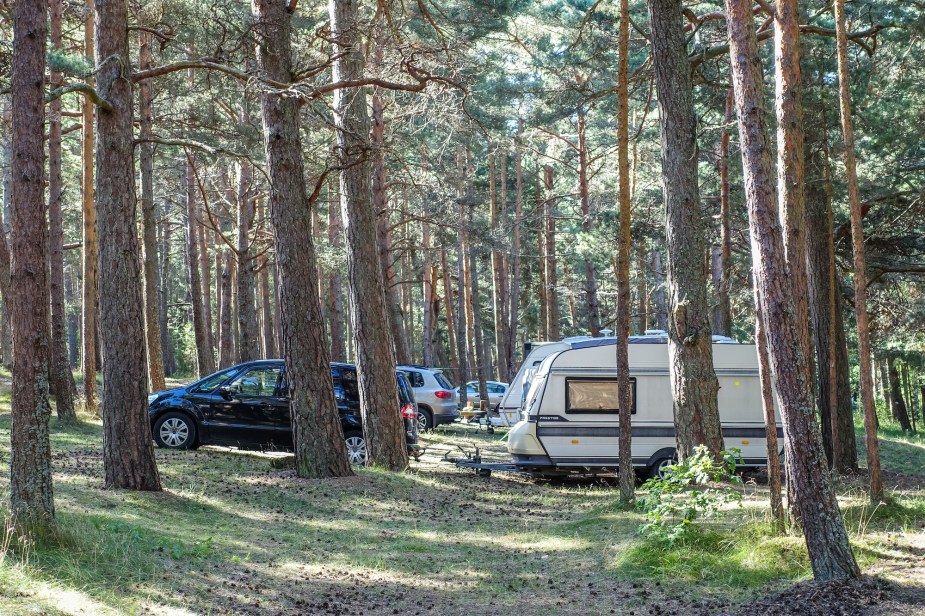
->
(643, 329, 668, 336)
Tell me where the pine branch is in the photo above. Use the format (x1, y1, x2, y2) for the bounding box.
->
(44, 83, 113, 111)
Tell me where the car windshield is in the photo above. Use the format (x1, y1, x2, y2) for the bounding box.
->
(189, 366, 239, 393)
(434, 372, 453, 389)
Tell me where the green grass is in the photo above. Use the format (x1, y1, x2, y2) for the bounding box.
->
(0, 399, 922, 614)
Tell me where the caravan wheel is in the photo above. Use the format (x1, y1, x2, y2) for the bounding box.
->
(649, 456, 676, 480)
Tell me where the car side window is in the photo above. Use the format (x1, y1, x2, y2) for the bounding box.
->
(190, 367, 239, 393)
(488, 384, 504, 394)
(228, 367, 282, 397)
(404, 371, 425, 388)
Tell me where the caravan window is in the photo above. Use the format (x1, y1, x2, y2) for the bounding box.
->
(565, 378, 635, 414)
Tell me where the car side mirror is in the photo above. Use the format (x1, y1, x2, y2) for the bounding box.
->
(218, 385, 233, 399)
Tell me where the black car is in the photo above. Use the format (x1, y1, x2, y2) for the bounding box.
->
(147, 360, 419, 465)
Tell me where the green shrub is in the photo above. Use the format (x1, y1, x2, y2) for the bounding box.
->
(637, 446, 743, 543)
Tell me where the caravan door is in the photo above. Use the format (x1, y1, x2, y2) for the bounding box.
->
(534, 373, 635, 467)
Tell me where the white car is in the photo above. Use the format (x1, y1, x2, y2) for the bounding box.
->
(456, 380, 509, 409)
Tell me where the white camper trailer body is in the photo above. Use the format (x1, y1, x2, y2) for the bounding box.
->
(492, 337, 598, 427)
(506, 338, 780, 477)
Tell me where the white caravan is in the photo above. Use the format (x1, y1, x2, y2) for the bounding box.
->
(492, 330, 736, 427)
(506, 337, 781, 478)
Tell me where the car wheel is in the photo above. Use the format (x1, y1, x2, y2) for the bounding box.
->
(344, 430, 368, 465)
(648, 456, 676, 480)
(416, 407, 433, 432)
(153, 412, 197, 450)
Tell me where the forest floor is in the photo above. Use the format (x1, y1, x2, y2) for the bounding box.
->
(0, 375, 923, 615)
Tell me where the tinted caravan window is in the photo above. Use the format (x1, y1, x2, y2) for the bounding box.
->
(565, 378, 635, 414)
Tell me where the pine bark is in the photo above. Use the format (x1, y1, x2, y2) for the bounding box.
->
(252, 0, 352, 478)
(48, 0, 78, 420)
(328, 0, 407, 469)
(887, 357, 912, 432)
(442, 246, 460, 380)
(66, 265, 79, 369)
(713, 90, 733, 338)
(138, 30, 166, 393)
(536, 173, 548, 342)
(372, 79, 410, 365)
(834, 0, 882, 501)
(10, 0, 56, 524)
(775, 0, 815, 409)
(577, 110, 601, 336)
(754, 281, 785, 531)
(198, 204, 214, 359)
(421, 214, 436, 367)
(455, 146, 470, 404)
(543, 165, 560, 341)
(724, 0, 858, 579)
(505, 122, 525, 382)
(805, 108, 857, 472)
(82, 0, 98, 408)
(236, 159, 260, 361)
(96, 0, 162, 491)
(646, 0, 722, 459)
(218, 250, 235, 368)
(158, 209, 175, 376)
(259, 255, 277, 358)
(494, 149, 511, 377)
(327, 203, 347, 363)
(616, 0, 634, 502)
(185, 157, 213, 377)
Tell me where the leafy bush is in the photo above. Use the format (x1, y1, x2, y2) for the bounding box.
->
(637, 446, 743, 543)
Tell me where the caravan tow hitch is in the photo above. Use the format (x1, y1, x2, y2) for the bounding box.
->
(442, 445, 522, 478)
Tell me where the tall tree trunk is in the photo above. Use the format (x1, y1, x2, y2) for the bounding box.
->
(197, 203, 214, 360)
(651, 248, 668, 331)
(328, 0, 407, 470)
(646, 0, 722, 460)
(834, 0, 882, 502)
(455, 146, 470, 405)
(506, 121, 525, 382)
(753, 280, 785, 531)
(259, 255, 277, 358)
(491, 148, 510, 379)
(236, 159, 260, 361)
(421, 214, 436, 367)
(48, 0, 77, 420)
(713, 90, 733, 338)
(252, 0, 352, 478)
(138, 29, 166, 393)
(442, 246, 460, 380)
(218, 250, 235, 368)
(544, 165, 560, 341)
(327, 202, 347, 363)
(66, 265, 80, 369)
(724, 0, 858, 580)
(82, 0, 98, 409)
(372, 74, 410, 365)
(536, 172, 548, 342)
(0, 99, 11, 371)
(616, 0, 634, 503)
(775, 0, 815, 412)
(577, 110, 601, 336)
(10, 0, 56, 524)
(185, 156, 213, 377)
(468, 206, 488, 407)
(887, 357, 912, 432)
(96, 0, 162, 491)
(635, 245, 647, 334)
(158, 208, 175, 376)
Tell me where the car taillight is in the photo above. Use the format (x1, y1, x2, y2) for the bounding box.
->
(401, 403, 417, 419)
(435, 390, 452, 399)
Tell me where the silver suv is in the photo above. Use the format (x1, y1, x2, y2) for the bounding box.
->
(397, 365, 459, 431)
